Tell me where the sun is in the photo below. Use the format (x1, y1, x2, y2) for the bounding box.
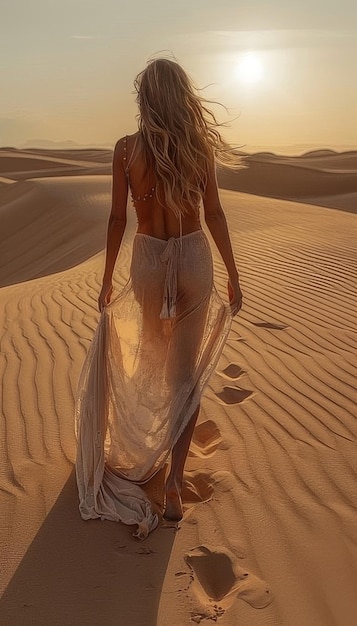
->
(237, 53, 264, 84)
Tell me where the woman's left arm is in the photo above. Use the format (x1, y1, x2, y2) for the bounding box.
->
(98, 138, 128, 311)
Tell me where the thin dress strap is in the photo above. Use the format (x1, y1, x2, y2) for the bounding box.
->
(123, 135, 128, 175)
(126, 135, 139, 171)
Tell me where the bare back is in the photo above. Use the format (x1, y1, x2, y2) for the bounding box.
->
(124, 133, 202, 240)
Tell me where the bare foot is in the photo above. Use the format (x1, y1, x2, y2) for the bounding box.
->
(163, 480, 183, 521)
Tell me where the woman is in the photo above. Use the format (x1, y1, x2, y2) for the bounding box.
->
(75, 58, 243, 539)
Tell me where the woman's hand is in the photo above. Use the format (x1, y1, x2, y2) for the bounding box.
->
(98, 281, 113, 312)
(228, 278, 243, 316)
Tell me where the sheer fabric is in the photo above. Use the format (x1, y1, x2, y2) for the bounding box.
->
(75, 229, 232, 538)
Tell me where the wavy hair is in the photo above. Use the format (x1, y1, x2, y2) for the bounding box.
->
(134, 58, 245, 218)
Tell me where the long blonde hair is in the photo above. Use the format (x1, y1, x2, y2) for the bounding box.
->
(134, 58, 244, 218)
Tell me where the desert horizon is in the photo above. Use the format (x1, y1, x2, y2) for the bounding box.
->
(3, 140, 357, 155)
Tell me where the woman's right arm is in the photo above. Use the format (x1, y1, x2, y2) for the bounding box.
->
(98, 138, 128, 312)
(203, 157, 243, 315)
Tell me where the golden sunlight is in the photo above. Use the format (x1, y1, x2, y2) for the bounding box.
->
(237, 52, 264, 83)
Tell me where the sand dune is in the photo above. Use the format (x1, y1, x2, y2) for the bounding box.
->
(252, 149, 357, 169)
(219, 154, 357, 211)
(0, 176, 111, 287)
(0, 149, 111, 180)
(0, 150, 357, 625)
(27, 147, 113, 163)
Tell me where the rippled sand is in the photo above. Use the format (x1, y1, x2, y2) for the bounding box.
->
(1, 148, 356, 626)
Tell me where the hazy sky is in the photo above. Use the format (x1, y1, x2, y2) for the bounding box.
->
(1, 0, 357, 152)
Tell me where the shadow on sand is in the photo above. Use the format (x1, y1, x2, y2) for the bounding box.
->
(0, 469, 176, 626)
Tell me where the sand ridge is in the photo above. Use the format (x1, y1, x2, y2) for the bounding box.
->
(0, 148, 357, 625)
(219, 149, 357, 212)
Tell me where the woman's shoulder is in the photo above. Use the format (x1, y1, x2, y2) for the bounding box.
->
(113, 132, 141, 157)
(113, 132, 142, 173)
(116, 132, 140, 144)
(114, 131, 140, 147)
(127, 131, 140, 139)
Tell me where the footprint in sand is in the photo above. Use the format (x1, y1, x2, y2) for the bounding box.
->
(185, 545, 273, 617)
(215, 386, 253, 404)
(252, 321, 288, 330)
(182, 470, 214, 504)
(189, 420, 227, 458)
(221, 363, 244, 379)
(173, 470, 235, 523)
(161, 472, 215, 528)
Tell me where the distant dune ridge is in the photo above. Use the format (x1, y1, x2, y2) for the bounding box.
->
(0, 147, 357, 626)
(218, 150, 357, 211)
